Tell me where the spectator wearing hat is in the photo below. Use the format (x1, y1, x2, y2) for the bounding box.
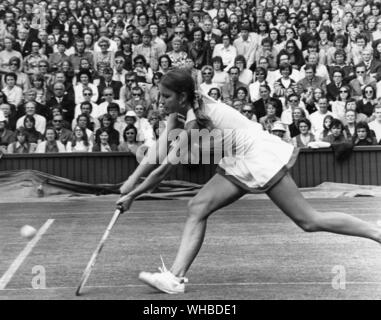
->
(271, 121, 291, 143)
(132, 30, 160, 71)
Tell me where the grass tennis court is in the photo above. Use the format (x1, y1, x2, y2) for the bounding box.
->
(0, 197, 381, 300)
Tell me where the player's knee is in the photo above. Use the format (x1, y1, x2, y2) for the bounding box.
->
(298, 217, 321, 233)
(187, 197, 212, 221)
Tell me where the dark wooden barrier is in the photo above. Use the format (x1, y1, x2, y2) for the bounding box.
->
(0, 147, 381, 187)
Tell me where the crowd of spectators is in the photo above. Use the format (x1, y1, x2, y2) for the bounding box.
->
(1, 0, 381, 157)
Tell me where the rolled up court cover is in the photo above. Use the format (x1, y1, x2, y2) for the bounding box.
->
(0, 170, 381, 201)
(0, 170, 203, 200)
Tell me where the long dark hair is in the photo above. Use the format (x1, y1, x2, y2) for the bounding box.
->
(160, 68, 213, 130)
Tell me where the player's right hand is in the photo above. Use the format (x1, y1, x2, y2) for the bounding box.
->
(116, 194, 134, 212)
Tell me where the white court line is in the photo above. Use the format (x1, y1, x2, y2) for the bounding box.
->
(0, 219, 54, 290)
(2, 281, 381, 292)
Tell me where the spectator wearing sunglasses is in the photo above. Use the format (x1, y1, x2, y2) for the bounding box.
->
(349, 65, 377, 100)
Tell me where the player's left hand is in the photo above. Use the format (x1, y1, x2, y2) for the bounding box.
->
(117, 194, 135, 212)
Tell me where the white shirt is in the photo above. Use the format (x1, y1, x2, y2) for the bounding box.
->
(66, 140, 93, 152)
(35, 140, 66, 153)
(2, 86, 23, 107)
(212, 44, 237, 72)
(309, 111, 336, 138)
(200, 82, 219, 95)
(368, 120, 381, 143)
(93, 39, 118, 53)
(233, 37, 257, 68)
(248, 81, 268, 103)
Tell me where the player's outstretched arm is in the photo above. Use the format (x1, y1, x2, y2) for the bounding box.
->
(120, 114, 179, 195)
(117, 120, 198, 211)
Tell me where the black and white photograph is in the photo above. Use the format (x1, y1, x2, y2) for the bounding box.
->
(0, 0, 381, 312)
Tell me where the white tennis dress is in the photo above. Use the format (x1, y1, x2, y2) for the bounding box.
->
(185, 95, 299, 192)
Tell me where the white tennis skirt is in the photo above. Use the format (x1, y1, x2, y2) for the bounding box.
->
(216, 132, 299, 193)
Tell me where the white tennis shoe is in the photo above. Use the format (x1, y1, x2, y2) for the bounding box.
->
(138, 256, 188, 294)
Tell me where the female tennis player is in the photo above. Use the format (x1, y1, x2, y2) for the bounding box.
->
(117, 69, 381, 294)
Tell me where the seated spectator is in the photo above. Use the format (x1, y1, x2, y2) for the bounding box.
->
(211, 56, 229, 89)
(352, 122, 378, 146)
(270, 121, 291, 143)
(343, 110, 357, 140)
(199, 65, 218, 95)
(234, 55, 253, 86)
(0, 112, 15, 153)
(240, 104, 257, 122)
(51, 114, 73, 146)
(7, 127, 34, 154)
(17, 101, 47, 135)
(345, 99, 368, 123)
(349, 64, 377, 100)
(368, 105, 381, 143)
(356, 85, 377, 119)
(208, 87, 222, 102)
(22, 115, 43, 146)
(118, 124, 143, 155)
(1, 57, 30, 91)
(132, 55, 153, 84)
(46, 82, 75, 123)
(125, 85, 149, 113)
(260, 101, 281, 132)
(296, 64, 327, 99)
(167, 36, 188, 68)
(96, 67, 123, 104)
(274, 63, 298, 99)
(322, 119, 350, 145)
(95, 114, 120, 146)
(288, 107, 307, 138)
(73, 113, 95, 143)
(331, 85, 351, 123)
(0, 102, 17, 131)
(74, 70, 99, 105)
(35, 127, 66, 153)
(2, 72, 23, 108)
(292, 118, 316, 148)
(236, 87, 250, 104)
(149, 72, 163, 110)
(66, 125, 93, 152)
(134, 104, 155, 146)
(30, 73, 47, 105)
(253, 84, 283, 120)
(93, 127, 119, 152)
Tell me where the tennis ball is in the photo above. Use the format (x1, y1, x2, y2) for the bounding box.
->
(20, 225, 37, 239)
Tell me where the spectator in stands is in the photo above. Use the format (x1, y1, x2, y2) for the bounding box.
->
(368, 105, 381, 143)
(16, 102, 46, 135)
(2, 72, 23, 108)
(46, 82, 75, 123)
(22, 114, 43, 146)
(95, 114, 120, 147)
(74, 69, 99, 105)
(7, 127, 34, 154)
(349, 64, 377, 100)
(73, 113, 95, 144)
(93, 127, 119, 152)
(292, 118, 315, 148)
(352, 122, 378, 146)
(66, 125, 93, 152)
(208, 87, 222, 102)
(96, 67, 123, 104)
(51, 114, 72, 146)
(2, 57, 29, 91)
(0, 111, 15, 153)
(356, 85, 378, 118)
(0, 102, 17, 131)
(253, 84, 282, 120)
(322, 119, 350, 145)
(118, 124, 142, 155)
(35, 127, 66, 153)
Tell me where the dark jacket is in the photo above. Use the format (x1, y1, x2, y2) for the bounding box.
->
(253, 97, 283, 119)
(96, 80, 123, 104)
